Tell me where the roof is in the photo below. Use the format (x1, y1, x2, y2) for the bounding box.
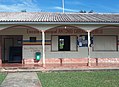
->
(0, 12, 119, 23)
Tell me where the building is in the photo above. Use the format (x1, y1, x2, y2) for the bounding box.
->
(0, 12, 119, 66)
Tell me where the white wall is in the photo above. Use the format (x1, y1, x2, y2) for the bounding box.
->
(0, 24, 119, 59)
(0, 25, 42, 59)
(45, 27, 88, 58)
(91, 27, 119, 58)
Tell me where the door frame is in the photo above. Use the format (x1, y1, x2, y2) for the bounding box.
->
(4, 38, 14, 63)
(1, 35, 23, 63)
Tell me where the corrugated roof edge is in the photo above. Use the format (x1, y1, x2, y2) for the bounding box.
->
(0, 21, 119, 25)
(0, 12, 119, 24)
(0, 12, 119, 14)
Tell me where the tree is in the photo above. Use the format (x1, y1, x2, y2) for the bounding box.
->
(79, 10, 87, 13)
(21, 9, 27, 12)
(79, 10, 94, 13)
(89, 10, 94, 13)
(79, 10, 84, 13)
(83, 10, 86, 13)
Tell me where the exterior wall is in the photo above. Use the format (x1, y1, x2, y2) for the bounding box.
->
(45, 25, 119, 59)
(0, 24, 105, 31)
(91, 28, 119, 58)
(0, 24, 119, 65)
(0, 25, 43, 64)
(45, 28, 88, 59)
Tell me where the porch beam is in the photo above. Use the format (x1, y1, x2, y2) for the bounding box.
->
(1, 22, 119, 25)
(42, 30, 46, 67)
(87, 30, 91, 66)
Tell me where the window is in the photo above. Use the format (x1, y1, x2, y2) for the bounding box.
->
(70, 36, 77, 51)
(51, 36, 58, 51)
(59, 38, 64, 50)
(30, 37, 36, 42)
(51, 35, 77, 51)
(58, 36, 70, 51)
(93, 36, 117, 51)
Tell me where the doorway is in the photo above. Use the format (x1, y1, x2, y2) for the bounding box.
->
(58, 36, 70, 51)
(4, 38, 13, 62)
(2, 35, 22, 63)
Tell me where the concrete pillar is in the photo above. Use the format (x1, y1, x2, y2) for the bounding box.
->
(87, 30, 91, 66)
(42, 30, 46, 67)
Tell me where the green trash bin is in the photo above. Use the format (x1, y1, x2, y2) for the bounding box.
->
(35, 52, 41, 61)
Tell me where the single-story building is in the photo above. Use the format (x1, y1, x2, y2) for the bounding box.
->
(0, 12, 119, 66)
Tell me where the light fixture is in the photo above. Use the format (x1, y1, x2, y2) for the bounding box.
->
(64, 26, 67, 29)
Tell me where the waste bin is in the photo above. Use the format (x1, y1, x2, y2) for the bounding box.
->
(35, 52, 41, 61)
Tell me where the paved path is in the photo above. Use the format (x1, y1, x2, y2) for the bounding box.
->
(0, 72, 41, 87)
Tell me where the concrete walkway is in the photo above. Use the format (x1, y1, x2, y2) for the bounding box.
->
(0, 72, 41, 87)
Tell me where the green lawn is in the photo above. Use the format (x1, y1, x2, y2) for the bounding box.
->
(0, 73, 7, 84)
(37, 71, 119, 87)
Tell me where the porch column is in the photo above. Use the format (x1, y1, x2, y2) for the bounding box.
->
(87, 30, 91, 66)
(42, 30, 46, 67)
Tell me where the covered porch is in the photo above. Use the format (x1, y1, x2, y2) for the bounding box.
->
(0, 12, 118, 68)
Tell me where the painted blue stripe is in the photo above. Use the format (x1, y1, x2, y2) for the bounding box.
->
(45, 40, 51, 42)
(23, 40, 51, 42)
(23, 40, 42, 42)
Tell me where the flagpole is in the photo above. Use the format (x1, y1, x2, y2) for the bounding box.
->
(62, 0, 64, 13)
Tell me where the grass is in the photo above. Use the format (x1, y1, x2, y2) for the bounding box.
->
(0, 73, 7, 84)
(37, 71, 119, 87)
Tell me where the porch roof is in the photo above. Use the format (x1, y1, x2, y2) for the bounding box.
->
(0, 12, 119, 23)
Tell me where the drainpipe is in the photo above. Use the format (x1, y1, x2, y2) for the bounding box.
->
(87, 30, 91, 66)
(42, 30, 46, 67)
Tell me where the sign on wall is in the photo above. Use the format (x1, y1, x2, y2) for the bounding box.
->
(77, 35, 88, 47)
(46, 28, 86, 34)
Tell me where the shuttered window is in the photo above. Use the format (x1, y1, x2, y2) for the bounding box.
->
(51, 35, 77, 51)
(51, 36, 58, 51)
(93, 36, 117, 51)
(70, 36, 77, 51)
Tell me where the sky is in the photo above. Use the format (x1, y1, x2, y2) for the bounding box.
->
(0, 0, 119, 13)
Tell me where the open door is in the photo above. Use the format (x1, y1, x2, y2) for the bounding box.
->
(3, 35, 22, 63)
(4, 38, 13, 62)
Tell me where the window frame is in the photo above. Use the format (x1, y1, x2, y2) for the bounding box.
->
(92, 35, 118, 52)
(58, 35, 70, 51)
(51, 35, 78, 52)
(30, 37, 37, 42)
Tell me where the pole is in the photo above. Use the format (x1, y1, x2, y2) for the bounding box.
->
(62, 0, 64, 13)
(87, 30, 91, 66)
(42, 30, 45, 67)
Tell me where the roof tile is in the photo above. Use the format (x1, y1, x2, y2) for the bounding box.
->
(0, 12, 119, 23)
